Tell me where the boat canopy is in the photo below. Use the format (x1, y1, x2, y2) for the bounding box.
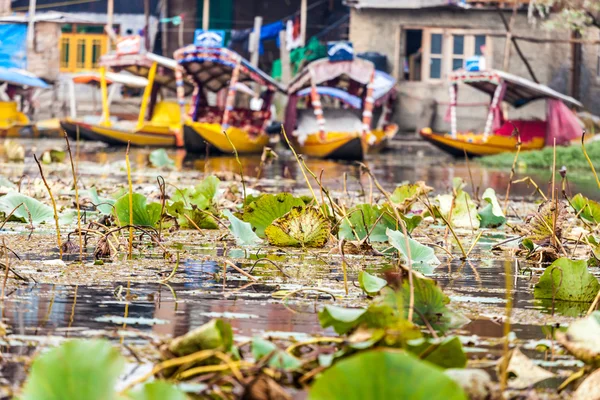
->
(296, 86, 362, 109)
(99, 52, 193, 94)
(0, 67, 49, 89)
(451, 70, 582, 108)
(174, 46, 286, 93)
(72, 72, 148, 88)
(296, 71, 397, 109)
(288, 57, 376, 95)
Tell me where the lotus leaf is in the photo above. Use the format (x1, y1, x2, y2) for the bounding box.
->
(251, 337, 302, 371)
(534, 258, 600, 302)
(114, 193, 161, 227)
(265, 206, 330, 248)
(167, 201, 218, 229)
(571, 193, 600, 224)
(478, 188, 506, 228)
(358, 271, 388, 296)
(123, 381, 187, 400)
(339, 204, 397, 242)
(555, 311, 600, 365)
(148, 148, 175, 168)
(223, 209, 262, 245)
(242, 193, 305, 237)
(308, 350, 467, 400)
(386, 228, 440, 268)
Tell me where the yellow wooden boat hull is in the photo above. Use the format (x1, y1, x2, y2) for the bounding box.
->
(184, 122, 269, 154)
(61, 118, 177, 147)
(419, 128, 545, 157)
(0, 124, 40, 138)
(290, 127, 396, 160)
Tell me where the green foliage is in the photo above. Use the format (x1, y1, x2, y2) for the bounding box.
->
(223, 209, 262, 245)
(406, 336, 467, 369)
(148, 149, 174, 168)
(167, 201, 218, 229)
(339, 204, 398, 242)
(480, 140, 600, 170)
(478, 188, 506, 228)
(0, 192, 55, 224)
(265, 207, 330, 248)
(114, 193, 161, 227)
(85, 187, 115, 215)
(358, 271, 388, 296)
(318, 305, 368, 335)
(571, 193, 600, 224)
(241, 193, 305, 237)
(168, 319, 233, 357)
(251, 337, 302, 371)
(386, 228, 440, 268)
(123, 381, 187, 400)
(435, 190, 479, 229)
(308, 350, 467, 400)
(534, 258, 600, 302)
(20, 339, 125, 400)
(556, 311, 600, 366)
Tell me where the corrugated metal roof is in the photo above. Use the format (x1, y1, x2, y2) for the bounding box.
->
(0, 11, 97, 24)
(345, 0, 459, 9)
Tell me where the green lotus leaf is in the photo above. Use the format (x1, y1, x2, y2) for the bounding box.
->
(148, 148, 174, 168)
(435, 190, 479, 229)
(223, 209, 262, 246)
(123, 381, 187, 400)
(308, 349, 467, 400)
(20, 339, 124, 400)
(556, 311, 600, 365)
(114, 193, 161, 227)
(571, 193, 600, 224)
(478, 188, 506, 228)
(525, 201, 567, 245)
(85, 187, 115, 215)
(265, 206, 330, 248)
(390, 181, 432, 211)
(358, 271, 388, 296)
(318, 305, 368, 335)
(406, 336, 467, 369)
(167, 201, 218, 229)
(168, 319, 233, 357)
(339, 204, 398, 242)
(534, 258, 600, 302)
(242, 193, 305, 237)
(0, 192, 73, 225)
(386, 228, 440, 268)
(251, 337, 302, 371)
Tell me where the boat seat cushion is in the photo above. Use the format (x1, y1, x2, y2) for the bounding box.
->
(196, 106, 270, 134)
(494, 120, 546, 142)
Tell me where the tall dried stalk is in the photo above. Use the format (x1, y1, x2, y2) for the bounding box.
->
(34, 154, 62, 259)
(281, 126, 319, 206)
(222, 130, 246, 203)
(125, 142, 134, 259)
(359, 163, 415, 322)
(581, 130, 600, 189)
(64, 132, 83, 261)
(503, 128, 522, 214)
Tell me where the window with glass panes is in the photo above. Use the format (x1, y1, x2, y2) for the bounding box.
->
(421, 29, 492, 81)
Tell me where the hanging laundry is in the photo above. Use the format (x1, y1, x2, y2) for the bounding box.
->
(286, 18, 302, 51)
(258, 20, 285, 54)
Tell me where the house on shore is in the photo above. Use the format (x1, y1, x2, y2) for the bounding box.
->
(346, 0, 600, 135)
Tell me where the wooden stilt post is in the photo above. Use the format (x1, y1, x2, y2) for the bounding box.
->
(501, 0, 519, 72)
(107, 0, 114, 49)
(300, 0, 307, 47)
(144, 0, 150, 51)
(27, 0, 36, 50)
(279, 30, 291, 84)
(161, 0, 167, 55)
(203, 0, 210, 31)
(250, 16, 263, 68)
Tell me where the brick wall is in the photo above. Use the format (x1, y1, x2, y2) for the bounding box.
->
(27, 22, 60, 82)
(348, 7, 596, 133)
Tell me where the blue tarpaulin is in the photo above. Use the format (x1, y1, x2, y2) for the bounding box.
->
(0, 67, 49, 88)
(0, 24, 27, 69)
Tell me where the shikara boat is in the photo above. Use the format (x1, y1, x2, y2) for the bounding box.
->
(420, 69, 583, 157)
(61, 36, 193, 147)
(174, 32, 286, 155)
(0, 67, 49, 138)
(285, 43, 398, 160)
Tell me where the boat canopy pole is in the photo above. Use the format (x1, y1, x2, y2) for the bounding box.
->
(309, 68, 326, 141)
(174, 63, 186, 147)
(449, 83, 458, 139)
(137, 61, 158, 128)
(361, 70, 376, 144)
(376, 93, 394, 130)
(222, 59, 241, 131)
(100, 66, 111, 126)
(483, 80, 506, 140)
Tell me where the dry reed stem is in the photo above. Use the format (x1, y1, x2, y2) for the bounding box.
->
(64, 132, 83, 261)
(33, 154, 62, 259)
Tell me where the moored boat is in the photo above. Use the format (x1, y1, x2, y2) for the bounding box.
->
(420, 69, 584, 157)
(174, 30, 286, 155)
(285, 42, 398, 160)
(60, 35, 193, 147)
